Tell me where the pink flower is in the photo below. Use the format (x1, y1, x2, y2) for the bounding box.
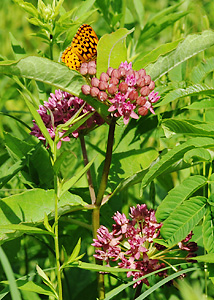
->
(30, 90, 104, 147)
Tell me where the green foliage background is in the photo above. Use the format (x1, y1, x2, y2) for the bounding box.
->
(1, 0, 214, 299)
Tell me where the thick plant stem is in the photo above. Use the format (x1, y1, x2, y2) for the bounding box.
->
(96, 118, 116, 206)
(80, 135, 96, 204)
(92, 118, 116, 299)
(93, 207, 105, 299)
(54, 176, 63, 300)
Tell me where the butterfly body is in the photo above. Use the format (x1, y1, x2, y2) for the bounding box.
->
(61, 24, 98, 70)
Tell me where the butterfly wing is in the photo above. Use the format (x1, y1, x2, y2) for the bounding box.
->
(61, 24, 98, 70)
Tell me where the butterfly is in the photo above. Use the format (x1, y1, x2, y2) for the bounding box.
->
(61, 24, 98, 70)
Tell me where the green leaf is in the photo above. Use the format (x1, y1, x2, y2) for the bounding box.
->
(146, 30, 214, 81)
(137, 2, 187, 47)
(184, 98, 214, 110)
(202, 206, 214, 253)
(135, 267, 197, 300)
(0, 189, 86, 245)
(161, 196, 207, 247)
(13, 0, 39, 17)
(141, 137, 214, 189)
(0, 225, 54, 236)
(162, 119, 214, 138)
(184, 148, 211, 163)
(15, 281, 56, 297)
(0, 247, 22, 300)
(190, 57, 214, 83)
(4, 133, 54, 189)
(60, 156, 96, 196)
(96, 28, 133, 77)
(188, 253, 214, 263)
(156, 84, 214, 108)
(0, 57, 109, 119)
(9, 33, 26, 60)
(133, 39, 183, 69)
(156, 175, 207, 223)
(36, 265, 58, 298)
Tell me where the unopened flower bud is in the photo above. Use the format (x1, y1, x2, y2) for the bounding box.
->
(100, 72, 109, 82)
(81, 85, 91, 95)
(99, 81, 108, 91)
(88, 66, 97, 75)
(149, 81, 155, 90)
(118, 67, 126, 77)
(140, 86, 150, 96)
(90, 87, 99, 97)
(80, 66, 88, 75)
(129, 90, 139, 101)
(91, 77, 100, 87)
(110, 77, 119, 85)
(136, 96, 147, 106)
(88, 60, 96, 68)
(138, 106, 148, 116)
(107, 67, 114, 77)
(136, 78, 145, 87)
(138, 69, 146, 77)
(126, 69, 135, 76)
(111, 69, 120, 78)
(98, 91, 108, 101)
(118, 82, 128, 93)
(107, 84, 118, 95)
(134, 71, 139, 80)
(144, 75, 151, 85)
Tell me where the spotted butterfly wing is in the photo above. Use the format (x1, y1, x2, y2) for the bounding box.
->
(61, 24, 98, 70)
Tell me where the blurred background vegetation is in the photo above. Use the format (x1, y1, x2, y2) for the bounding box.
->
(1, 0, 214, 299)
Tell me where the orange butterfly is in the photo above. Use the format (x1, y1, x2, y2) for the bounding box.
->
(61, 24, 98, 70)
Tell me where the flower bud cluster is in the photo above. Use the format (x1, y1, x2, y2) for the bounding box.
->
(92, 204, 198, 288)
(30, 90, 104, 148)
(81, 61, 160, 125)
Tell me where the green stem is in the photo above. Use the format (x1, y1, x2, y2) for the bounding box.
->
(96, 118, 116, 206)
(80, 135, 96, 204)
(54, 175, 63, 300)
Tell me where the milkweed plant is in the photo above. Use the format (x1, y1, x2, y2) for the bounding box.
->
(0, 1, 214, 300)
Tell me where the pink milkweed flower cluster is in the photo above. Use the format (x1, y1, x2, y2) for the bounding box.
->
(81, 61, 160, 125)
(92, 204, 198, 288)
(30, 90, 104, 148)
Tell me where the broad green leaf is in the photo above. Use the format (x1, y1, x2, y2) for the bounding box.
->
(96, 28, 133, 77)
(106, 168, 149, 201)
(133, 39, 183, 69)
(190, 57, 214, 83)
(202, 207, 214, 253)
(146, 30, 214, 81)
(188, 253, 214, 263)
(155, 84, 214, 108)
(0, 247, 22, 300)
(0, 57, 109, 119)
(156, 175, 207, 223)
(161, 196, 207, 247)
(0, 189, 86, 245)
(4, 133, 54, 189)
(60, 156, 96, 196)
(184, 148, 211, 163)
(184, 98, 214, 110)
(141, 137, 214, 189)
(162, 119, 214, 138)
